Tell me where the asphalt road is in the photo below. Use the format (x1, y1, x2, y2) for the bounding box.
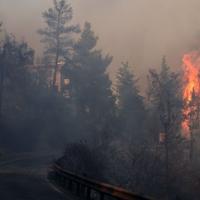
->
(0, 172, 68, 200)
(0, 153, 73, 200)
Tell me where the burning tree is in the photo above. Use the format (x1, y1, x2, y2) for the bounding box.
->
(182, 51, 200, 161)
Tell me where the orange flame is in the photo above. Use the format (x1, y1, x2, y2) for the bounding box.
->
(182, 51, 200, 138)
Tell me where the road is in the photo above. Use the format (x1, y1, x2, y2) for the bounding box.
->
(0, 172, 68, 200)
(0, 153, 73, 200)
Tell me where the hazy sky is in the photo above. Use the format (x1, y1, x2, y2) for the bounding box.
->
(1, 0, 200, 83)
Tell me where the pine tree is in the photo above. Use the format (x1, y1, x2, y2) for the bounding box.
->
(148, 57, 182, 196)
(3, 36, 34, 108)
(148, 57, 182, 136)
(0, 35, 34, 119)
(184, 71, 200, 161)
(38, 0, 80, 90)
(63, 22, 115, 144)
(116, 62, 145, 142)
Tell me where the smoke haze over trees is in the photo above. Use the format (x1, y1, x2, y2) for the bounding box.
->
(1, 1, 200, 200)
(2, 0, 200, 82)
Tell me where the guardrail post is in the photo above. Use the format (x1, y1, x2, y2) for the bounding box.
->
(80, 184, 85, 195)
(61, 176, 66, 187)
(86, 187, 91, 200)
(76, 182, 80, 196)
(68, 179, 73, 191)
(100, 193, 104, 200)
(51, 165, 152, 200)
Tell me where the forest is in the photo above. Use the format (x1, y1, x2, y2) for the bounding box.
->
(1, 1, 200, 200)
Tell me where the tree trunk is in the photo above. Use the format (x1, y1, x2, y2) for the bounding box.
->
(0, 48, 6, 120)
(52, 53, 59, 92)
(52, 11, 61, 92)
(190, 130, 194, 162)
(164, 125, 169, 199)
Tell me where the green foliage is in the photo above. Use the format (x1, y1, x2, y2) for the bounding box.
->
(38, 0, 80, 62)
(115, 62, 146, 141)
(0, 35, 34, 116)
(148, 57, 182, 134)
(56, 142, 106, 181)
(2, 5, 199, 199)
(63, 22, 116, 144)
(147, 57, 185, 198)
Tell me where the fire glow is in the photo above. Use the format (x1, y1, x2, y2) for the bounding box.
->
(182, 51, 200, 138)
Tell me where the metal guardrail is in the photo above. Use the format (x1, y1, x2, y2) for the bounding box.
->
(49, 164, 152, 200)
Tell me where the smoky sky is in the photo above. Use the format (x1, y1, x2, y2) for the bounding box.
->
(1, 0, 200, 84)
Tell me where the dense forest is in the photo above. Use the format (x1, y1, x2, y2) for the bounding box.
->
(1, 1, 200, 200)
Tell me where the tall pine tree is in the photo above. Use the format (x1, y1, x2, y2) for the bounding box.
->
(38, 0, 79, 90)
(63, 22, 116, 144)
(148, 57, 183, 196)
(116, 62, 145, 142)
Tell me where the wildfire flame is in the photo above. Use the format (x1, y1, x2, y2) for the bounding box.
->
(182, 51, 200, 138)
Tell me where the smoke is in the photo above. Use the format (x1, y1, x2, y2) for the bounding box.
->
(1, 0, 200, 86)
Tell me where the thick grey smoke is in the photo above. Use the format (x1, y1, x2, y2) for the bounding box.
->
(1, 0, 200, 85)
